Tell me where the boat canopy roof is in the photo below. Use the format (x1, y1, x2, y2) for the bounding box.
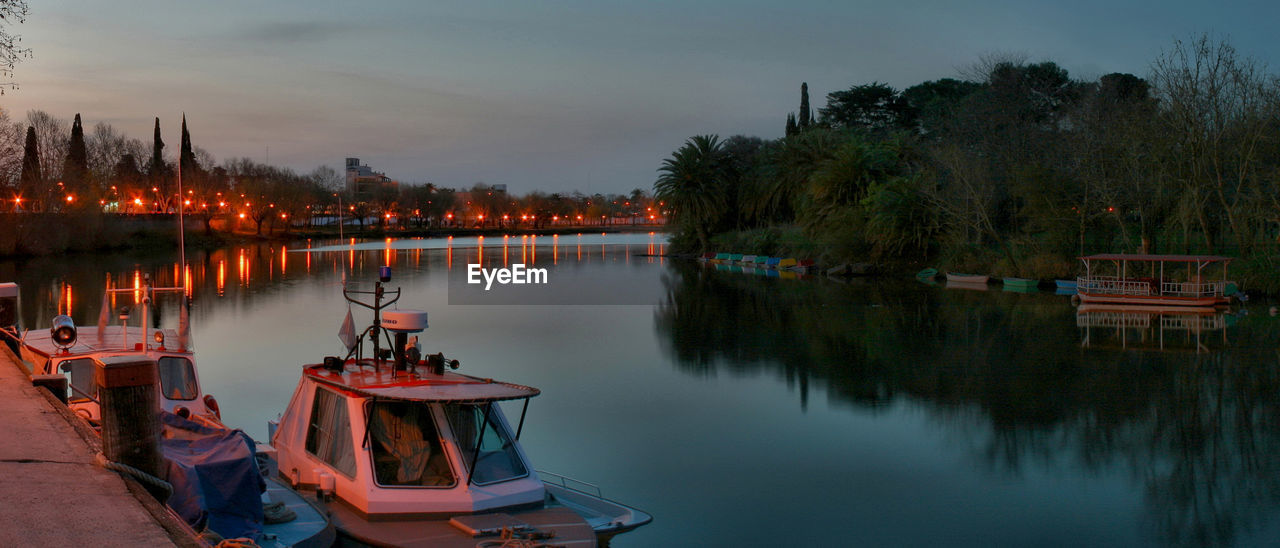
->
(1079, 253, 1232, 263)
(304, 363, 541, 403)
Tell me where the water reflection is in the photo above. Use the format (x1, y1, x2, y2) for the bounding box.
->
(1076, 304, 1237, 353)
(655, 262, 1280, 546)
(4, 234, 666, 332)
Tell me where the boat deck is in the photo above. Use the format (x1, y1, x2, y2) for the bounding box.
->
(316, 492, 597, 547)
(260, 477, 335, 548)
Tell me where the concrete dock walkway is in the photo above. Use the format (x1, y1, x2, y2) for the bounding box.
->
(0, 348, 182, 546)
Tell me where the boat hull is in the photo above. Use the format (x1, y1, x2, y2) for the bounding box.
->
(1077, 292, 1228, 308)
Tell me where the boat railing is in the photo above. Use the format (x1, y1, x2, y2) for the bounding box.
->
(537, 470, 603, 498)
(1076, 276, 1156, 296)
(1076, 311, 1153, 329)
(1160, 280, 1227, 298)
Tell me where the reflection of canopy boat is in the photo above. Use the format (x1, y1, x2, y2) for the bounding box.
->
(1076, 254, 1237, 307)
(1076, 303, 1233, 352)
(269, 271, 651, 547)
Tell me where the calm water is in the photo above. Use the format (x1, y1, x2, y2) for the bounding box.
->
(5, 235, 1280, 547)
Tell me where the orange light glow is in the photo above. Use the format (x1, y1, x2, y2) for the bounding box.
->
(134, 198, 143, 206)
(239, 213, 246, 219)
(65, 195, 74, 203)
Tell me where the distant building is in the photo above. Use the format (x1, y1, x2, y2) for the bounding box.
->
(345, 157, 398, 201)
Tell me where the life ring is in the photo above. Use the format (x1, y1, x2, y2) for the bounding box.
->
(75, 408, 93, 421)
(203, 394, 221, 420)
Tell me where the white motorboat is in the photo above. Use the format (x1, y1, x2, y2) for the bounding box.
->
(268, 269, 651, 547)
(5, 277, 217, 423)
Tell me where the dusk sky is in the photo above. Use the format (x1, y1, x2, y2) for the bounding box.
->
(3, 1, 1278, 195)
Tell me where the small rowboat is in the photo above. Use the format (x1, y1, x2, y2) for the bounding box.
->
(916, 268, 939, 280)
(945, 273, 989, 284)
(1002, 277, 1039, 289)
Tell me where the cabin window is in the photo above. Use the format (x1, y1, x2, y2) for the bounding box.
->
(367, 401, 455, 487)
(444, 403, 528, 485)
(157, 356, 198, 401)
(57, 358, 97, 402)
(305, 387, 357, 478)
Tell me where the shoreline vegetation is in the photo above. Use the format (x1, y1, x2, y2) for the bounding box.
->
(651, 34, 1280, 295)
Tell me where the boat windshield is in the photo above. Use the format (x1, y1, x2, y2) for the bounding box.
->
(157, 356, 198, 401)
(367, 401, 455, 487)
(57, 358, 97, 402)
(444, 403, 528, 485)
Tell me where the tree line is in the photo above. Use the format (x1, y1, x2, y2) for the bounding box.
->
(0, 107, 660, 242)
(655, 35, 1280, 286)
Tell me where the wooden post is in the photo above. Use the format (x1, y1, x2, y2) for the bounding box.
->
(95, 355, 163, 496)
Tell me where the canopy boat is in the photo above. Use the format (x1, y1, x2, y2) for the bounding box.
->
(0, 278, 334, 547)
(1076, 254, 1237, 308)
(269, 270, 651, 547)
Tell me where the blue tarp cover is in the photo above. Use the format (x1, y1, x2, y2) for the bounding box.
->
(159, 411, 265, 541)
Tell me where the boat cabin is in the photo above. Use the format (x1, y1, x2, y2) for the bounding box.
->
(272, 360, 546, 517)
(18, 325, 210, 421)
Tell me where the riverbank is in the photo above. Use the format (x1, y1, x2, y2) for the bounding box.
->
(682, 224, 1280, 296)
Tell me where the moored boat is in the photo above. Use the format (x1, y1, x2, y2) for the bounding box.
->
(945, 273, 990, 284)
(1002, 277, 1039, 290)
(4, 278, 217, 423)
(269, 270, 651, 547)
(1076, 254, 1236, 308)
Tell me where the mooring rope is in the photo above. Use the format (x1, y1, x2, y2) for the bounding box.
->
(94, 452, 173, 501)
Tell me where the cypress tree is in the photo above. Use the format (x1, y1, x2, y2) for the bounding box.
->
(63, 113, 89, 199)
(149, 117, 168, 207)
(149, 117, 165, 176)
(799, 82, 811, 128)
(179, 113, 198, 177)
(18, 125, 40, 209)
(785, 113, 797, 137)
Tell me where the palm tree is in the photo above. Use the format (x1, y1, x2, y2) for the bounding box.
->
(654, 135, 729, 249)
